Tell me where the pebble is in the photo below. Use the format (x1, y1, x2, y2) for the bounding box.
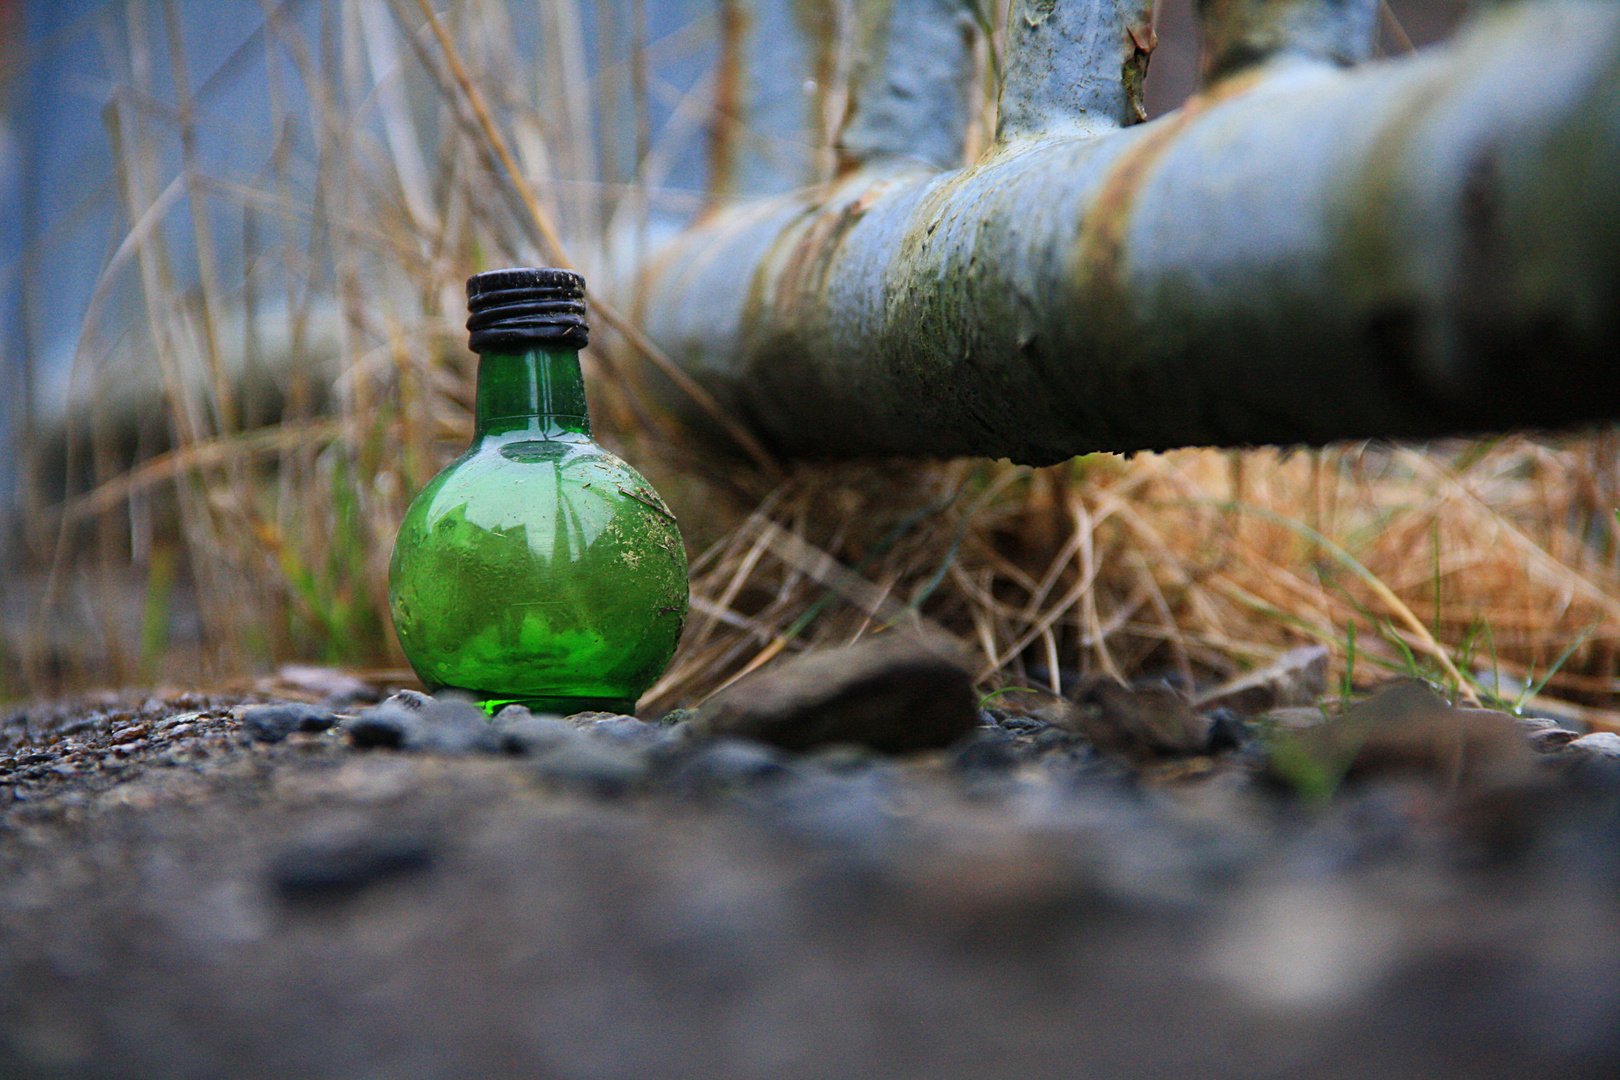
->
(156, 711, 206, 730)
(403, 699, 503, 755)
(494, 713, 580, 756)
(952, 728, 1022, 773)
(995, 713, 1048, 735)
(1067, 678, 1214, 761)
(579, 715, 671, 748)
(693, 635, 979, 754)
(239, 703, 340, 744)
(491, 704, 534, 725)
(340, 698, 501, 754)
(56, 715, 107, 737)
(1526, 727, 1582, 753)
(1564, 732, 1620, 761)
(342, 708, 410, 749)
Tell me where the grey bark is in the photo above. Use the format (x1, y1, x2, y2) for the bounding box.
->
(630, 0, 1620, 464)
(837, 0, 982, 170)
(997, 0, 1156, 136)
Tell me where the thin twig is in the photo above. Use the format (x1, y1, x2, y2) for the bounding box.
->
(411, 0, 782, 476)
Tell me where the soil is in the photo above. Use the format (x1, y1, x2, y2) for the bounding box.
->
(2, 673, 1619, 1080)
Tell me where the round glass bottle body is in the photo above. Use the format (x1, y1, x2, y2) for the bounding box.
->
(388, 345, 688, 714)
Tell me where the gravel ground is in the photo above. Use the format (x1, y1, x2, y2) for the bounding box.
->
(2, 659, 1619, 1080)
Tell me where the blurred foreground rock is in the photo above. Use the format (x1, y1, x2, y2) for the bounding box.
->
(692, 634, 979, 753)
(2, 671, 1619, 1080)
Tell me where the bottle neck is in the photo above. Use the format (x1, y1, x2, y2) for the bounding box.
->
(473, 346, 592, 439)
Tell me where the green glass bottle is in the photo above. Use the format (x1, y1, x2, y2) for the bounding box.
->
(388, 268, 688, 715)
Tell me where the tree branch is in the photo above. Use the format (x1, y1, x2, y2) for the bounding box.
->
(998, 0, 1158, 138)
(632, 0, 1620, 463)
(837, 0, 982, 171)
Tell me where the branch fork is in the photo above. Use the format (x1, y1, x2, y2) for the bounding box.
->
(632, 0, 1620, 462)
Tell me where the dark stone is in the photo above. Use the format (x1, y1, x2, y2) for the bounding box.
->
(491, 704, 534, 724)
(659, 738, 790, 795)
(1564, 733, 1620, 761)
(1265, 680, 1537, 794)
(496, 714, 579, 756)
(1204, 708, 1250, 753)
(996, 713, 1048, 734)
(403, 699, 502, 755)
(384, 689, 435, 711)
(240, 703, 340, 743)
(270, 833, 437, 905)
(1065, 678, 1211, 761)
(581, 715, 669, 747)
(952, 728, 1021, 773)
(343, 698, 501, 755)
(342, 707, 411, 749)
(693, 635, 979, 754)
(566, 710, 630, 725)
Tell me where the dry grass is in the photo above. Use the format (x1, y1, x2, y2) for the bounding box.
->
(645, 438, 1620, 722)
(8, 0, 1617, 723)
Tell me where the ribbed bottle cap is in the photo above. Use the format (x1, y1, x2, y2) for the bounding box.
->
(465, 267, 589, 352)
